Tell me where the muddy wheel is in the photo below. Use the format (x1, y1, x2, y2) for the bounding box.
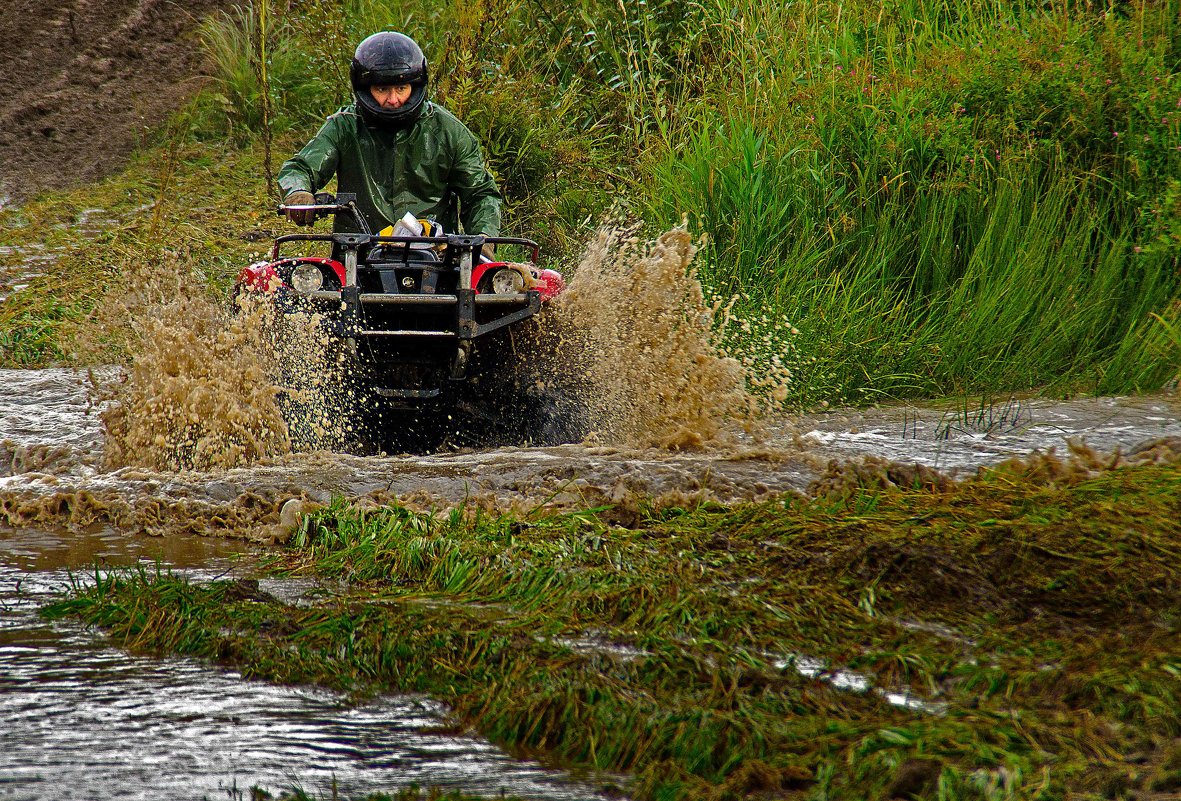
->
(517, 381, 588, 446)
(470, 317, 590, 447)
(470, 371, 588, 448)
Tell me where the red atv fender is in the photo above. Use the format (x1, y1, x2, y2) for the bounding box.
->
(237, 257, 346, 293)
(470, 261, 565, 300)
(240, 258, 566, 300)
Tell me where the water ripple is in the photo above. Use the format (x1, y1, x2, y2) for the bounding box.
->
(0, 545, 614, 801)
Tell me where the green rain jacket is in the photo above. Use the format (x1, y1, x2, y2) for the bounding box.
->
(277, 101, 501, 237)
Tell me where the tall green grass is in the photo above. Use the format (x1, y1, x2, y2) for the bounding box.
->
(170, 0, 1181, 401)
(193, 4, 324, 138)
(654, 124, 1179, 403)
(634, 0, 1180, 404)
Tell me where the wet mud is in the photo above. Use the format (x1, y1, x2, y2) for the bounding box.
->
(0, 205, 150, 305)
(3, 364, 1180, 542)
(0, 247, 56, 304)
(0, 0, 232, 202)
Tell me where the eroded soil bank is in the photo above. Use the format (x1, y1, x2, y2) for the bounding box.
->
(0, 0, 234, 202)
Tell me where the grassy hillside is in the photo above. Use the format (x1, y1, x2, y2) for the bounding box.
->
(1, 0, 1178, 407)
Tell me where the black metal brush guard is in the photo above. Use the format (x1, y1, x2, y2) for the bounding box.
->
(272, 194, 543, 342)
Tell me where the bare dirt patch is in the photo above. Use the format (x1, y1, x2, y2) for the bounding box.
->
(0, 0, 236, 202)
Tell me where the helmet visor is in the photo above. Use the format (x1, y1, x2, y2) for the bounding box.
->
(353, 64, 423, 88)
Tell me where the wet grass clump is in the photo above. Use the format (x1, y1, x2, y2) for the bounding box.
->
(46, 459, 1181, 800)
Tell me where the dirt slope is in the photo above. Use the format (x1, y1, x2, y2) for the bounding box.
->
(0, 0, 235, 202)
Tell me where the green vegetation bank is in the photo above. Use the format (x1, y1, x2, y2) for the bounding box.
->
(47, 455, 1181, 800)
(7, 3, 1181, 799)
(1, 0, 1179, 406)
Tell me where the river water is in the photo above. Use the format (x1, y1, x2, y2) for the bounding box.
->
(4, 368, 1179, 511)
(0, 530, 611, 801)
(2, 366, 1179, 799)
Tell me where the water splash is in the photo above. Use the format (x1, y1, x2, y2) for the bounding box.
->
(89, 223, 796, 471)
(246, 295, 364, 454)
(90, 252, 290, 472)
(554, 225, 784, 449)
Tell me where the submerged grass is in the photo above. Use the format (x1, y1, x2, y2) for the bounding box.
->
(258, 788, 528, 800)
(45, 458, 1181, 800)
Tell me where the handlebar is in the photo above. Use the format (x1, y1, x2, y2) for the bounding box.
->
(270, 232, 541, 265)
(273, 192, 539, 263)
(276, 192, 371, 234)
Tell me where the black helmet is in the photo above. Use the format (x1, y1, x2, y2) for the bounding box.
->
(350, 32, 429, 130)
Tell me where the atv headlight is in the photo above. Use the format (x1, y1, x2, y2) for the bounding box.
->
(491, 268, 525, 295)
(291, 263, 324, 295)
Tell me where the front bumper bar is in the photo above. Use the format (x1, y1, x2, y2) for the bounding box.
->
(308, 288, 542, 340)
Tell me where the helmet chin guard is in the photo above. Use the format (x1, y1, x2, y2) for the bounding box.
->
(350, 32, 429, 130)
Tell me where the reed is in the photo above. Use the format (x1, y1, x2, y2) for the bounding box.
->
(194, 1, 320, 138)
(654, 124, 1178, 404)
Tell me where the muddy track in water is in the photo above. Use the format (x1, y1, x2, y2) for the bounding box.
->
(3, 367, 1180, 541)
(0, 0, 236, 202)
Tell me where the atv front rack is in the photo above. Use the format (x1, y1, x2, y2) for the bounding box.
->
(265, 196, 558, 399)
(271, 227, 544, 341)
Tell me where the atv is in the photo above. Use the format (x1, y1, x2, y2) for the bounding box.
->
(236, 192, 584, 452)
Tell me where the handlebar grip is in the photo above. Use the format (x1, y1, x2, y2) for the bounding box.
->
(277, 204, 330, 220)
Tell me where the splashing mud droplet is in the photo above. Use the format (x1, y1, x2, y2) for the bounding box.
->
(246, 295, 363, 454)
(88, 252, 291, 471)
(552, 225, 778, 449)
(90, 224, 794, 472)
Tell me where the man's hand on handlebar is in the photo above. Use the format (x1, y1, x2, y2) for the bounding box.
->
(283, 190, 317, 226)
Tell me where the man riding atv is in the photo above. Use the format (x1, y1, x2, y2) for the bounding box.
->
(279, 30, 501, 259)
(250, 31, 582, 453)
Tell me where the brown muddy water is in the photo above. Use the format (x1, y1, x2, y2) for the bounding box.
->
(3, 370, 1181, 799)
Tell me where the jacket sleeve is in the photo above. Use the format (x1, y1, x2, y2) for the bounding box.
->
(447, 126, 502, 237)
(277, 116, 343, 199)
